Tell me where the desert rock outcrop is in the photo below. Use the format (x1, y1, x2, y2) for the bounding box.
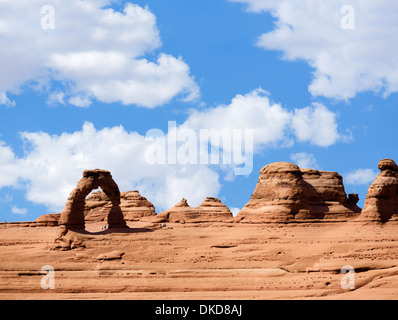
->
(360, 159, 398, 223)
(235, 162, 361, 223)
(31, 213, 60, 227)
(51, 225, 86, 251)
(152, 197, 233, 223)
(300, 168, 361, 219)
(58, 169, 126, 229)
(85, 190, 156, 222)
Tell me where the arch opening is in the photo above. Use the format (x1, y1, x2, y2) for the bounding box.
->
(58, 169, 126, 229)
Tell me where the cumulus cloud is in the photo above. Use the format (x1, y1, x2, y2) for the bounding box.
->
(0, 89, 342, 212)
(230, 0, 398, 100)
(182, 89, 291, 151)
(46, 91, 65, 106)
(10, 122, 220, 212)
(0, 92, 15, 108)
(183, 89, 342, 149)
(345, 168, 378, 186)
(0, 141, 20, 189)
(0, 0, 199, 108)
(11, 206, 28, 215)
(291, 103, 340, 147)
(290, 152, 319, 169)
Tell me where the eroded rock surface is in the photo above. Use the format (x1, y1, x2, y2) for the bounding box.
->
(85, 190, 156, 222)
(59, 169, 126, 229)
(235, 162, 361, 223)
(360, 159, 398, 223)
(31, 214, 60, 227)
(152, 197, 233, 223)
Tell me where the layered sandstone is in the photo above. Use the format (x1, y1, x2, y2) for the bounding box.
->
(360, 159, 398, 223)
(85, 190, 156, 222)
(152, 197, 233, 223)
(235, 162, 361, 223)
(300, 168, 361, 219)
(31, 213, 60, 227)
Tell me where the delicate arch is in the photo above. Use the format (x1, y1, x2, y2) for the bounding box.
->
(59, 169, 126, 229)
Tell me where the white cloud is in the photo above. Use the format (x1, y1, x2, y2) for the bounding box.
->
(182, 89, 291, 151)
(68, 94, 92, 108)
(136, 166, 220, 211)
(230, 0, 398, 100)
(0, 141, 20, 189)
(1, 122, 219, 212)
(0, 89, 343, 213)
(0, 194, 12, 203)
(345, 168, 378, 185)
(154, 89, 341, 179)
(183, 89, 342, 149)
(0, 92, 15, 108)
(230, 207, 241, 217)
(11, 206, 27, 215)
(0, 1, 199, 108)
(291, 103, 340, 147)
(290, 152, 319, 169)
(46, 91, 65, 106)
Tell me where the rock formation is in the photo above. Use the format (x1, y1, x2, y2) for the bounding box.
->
(235, 162, 361, 223)
(31, 214, 60, 227)
(360, 159, 398, 223)
(152, 197, 233, 223)
(85, 190, 156, 222)
(58, 169, 126, 229)
(51, 225, 86, 251)
(300, 168, 361, 219)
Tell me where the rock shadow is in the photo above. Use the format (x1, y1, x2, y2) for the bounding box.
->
(70, 226, 154, 236)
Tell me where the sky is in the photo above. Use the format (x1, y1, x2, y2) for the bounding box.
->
(1, 0, 398, 222)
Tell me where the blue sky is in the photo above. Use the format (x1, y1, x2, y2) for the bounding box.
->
(1, 0, 397, 221)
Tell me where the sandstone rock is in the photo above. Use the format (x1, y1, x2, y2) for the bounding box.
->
(30, 213, 60, 227)
(301, 168, 361, 219)
(360, 159, 398, 223)
(235, 162, 308, 223)
(197, 197, 235, 221)
(235, 162, 361, 223)
(174, 198, 189, 207)
(59, 169, 126, 229)
(75, 253, 89, 260)
(121, 191, 157, 221)
(50, 226, 86, 251)
(85, 190, 156, 222)
(97, 250, 125, 261)
(378, 158, 398, 172)
(153, 197, 233, 223)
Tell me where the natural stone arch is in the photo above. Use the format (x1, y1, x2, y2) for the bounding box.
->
(58, 169, 126, 229)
